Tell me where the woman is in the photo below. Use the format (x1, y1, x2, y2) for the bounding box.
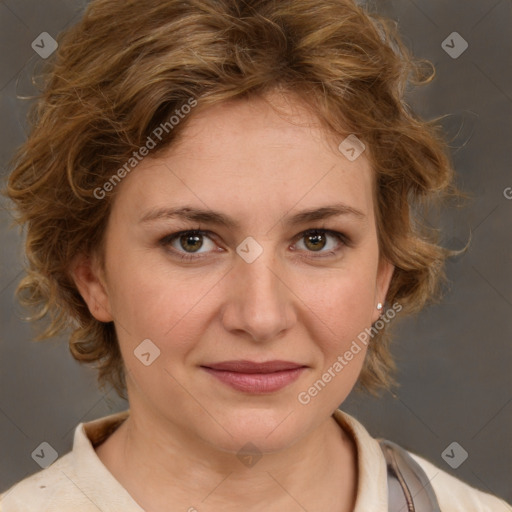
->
(1, 0, 510, 510)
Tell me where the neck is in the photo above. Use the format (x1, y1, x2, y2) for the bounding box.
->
(95, 407, 358, 512)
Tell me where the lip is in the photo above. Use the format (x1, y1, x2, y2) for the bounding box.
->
(203, 360, 305, 373)
(200, 360, 307, 393)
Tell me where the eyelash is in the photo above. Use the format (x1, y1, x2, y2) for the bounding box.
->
(159, 228, 350, 262)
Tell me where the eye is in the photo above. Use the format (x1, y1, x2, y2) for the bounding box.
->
(160, 228, 349, 262)
(293, 229, 348, 256)
(160, 230, 219, 260)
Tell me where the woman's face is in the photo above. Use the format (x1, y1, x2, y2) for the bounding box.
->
(75, 93, 393, 453)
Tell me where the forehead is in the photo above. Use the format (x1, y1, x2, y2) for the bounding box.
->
(111, 94, 375, 226)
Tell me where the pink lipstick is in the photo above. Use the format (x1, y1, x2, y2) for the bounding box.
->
(200, 360, 307, 393)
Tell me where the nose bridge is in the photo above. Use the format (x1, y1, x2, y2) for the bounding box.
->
(221, 246, 294, 342)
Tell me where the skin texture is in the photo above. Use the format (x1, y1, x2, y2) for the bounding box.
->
(72, 92, 394, 512)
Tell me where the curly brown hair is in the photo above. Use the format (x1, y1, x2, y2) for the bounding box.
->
(3, 0, 462, 398)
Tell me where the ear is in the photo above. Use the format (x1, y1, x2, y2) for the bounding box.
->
(372, 257, 395, 323)
(69, 253, 113, 323)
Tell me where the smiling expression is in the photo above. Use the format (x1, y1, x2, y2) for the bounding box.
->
(74, 91, 394, 453)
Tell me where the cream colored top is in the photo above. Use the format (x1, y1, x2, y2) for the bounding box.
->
(1, 409, 510, 511)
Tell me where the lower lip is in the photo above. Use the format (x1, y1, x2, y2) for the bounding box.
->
(201, 367, 306, 393)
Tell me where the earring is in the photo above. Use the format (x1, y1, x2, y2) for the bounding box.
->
(377, 302, 383, 311)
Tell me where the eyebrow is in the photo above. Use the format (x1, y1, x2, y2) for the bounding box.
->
(139, 203, 366, 229)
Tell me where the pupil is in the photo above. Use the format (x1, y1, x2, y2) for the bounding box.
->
(305, 232, 326, 251)
(181, 233, 203, 252)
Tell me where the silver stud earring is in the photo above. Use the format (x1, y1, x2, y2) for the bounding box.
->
(377, 302, 383, 311)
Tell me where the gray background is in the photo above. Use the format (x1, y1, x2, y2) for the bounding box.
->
(0, 0, 511, 504)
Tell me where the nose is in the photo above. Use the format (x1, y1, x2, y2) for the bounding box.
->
(220, 250, 296, 343)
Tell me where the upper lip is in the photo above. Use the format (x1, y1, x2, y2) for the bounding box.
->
(201, 360, 306, 373)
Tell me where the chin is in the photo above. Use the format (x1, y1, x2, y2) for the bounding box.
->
(198, 407, 310, 455)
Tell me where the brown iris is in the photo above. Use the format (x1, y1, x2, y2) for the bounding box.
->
(304, 231, 327, 251)
(180, 233, 203, 252)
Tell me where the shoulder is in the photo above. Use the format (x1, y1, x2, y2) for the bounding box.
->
(408, 451, 511, 512)
(0, 453, 98, 512)
(333, 409, 510, 512)
(1, 410, 132, 512)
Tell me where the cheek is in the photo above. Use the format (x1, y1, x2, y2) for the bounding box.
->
(295, 263, 377, 344)
(105, 225, 379, 363)
(105, 249, 222, 350)
(292, 272, 375, 408)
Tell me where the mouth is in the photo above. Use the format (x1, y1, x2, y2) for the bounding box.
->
(200, 360, 308, 394)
